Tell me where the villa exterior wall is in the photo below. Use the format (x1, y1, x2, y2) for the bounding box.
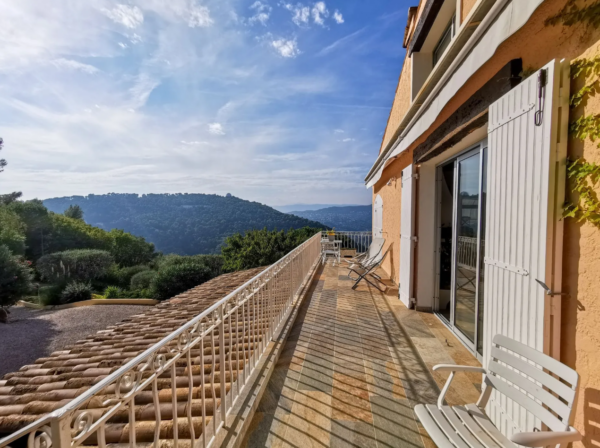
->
(380, 55, 412, 153)
(372, 0, 600, 443)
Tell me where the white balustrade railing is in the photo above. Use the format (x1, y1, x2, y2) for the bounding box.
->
(456, 236, 484, 270)
(320, 231, 372, 254)
(0, 233, 322, 448)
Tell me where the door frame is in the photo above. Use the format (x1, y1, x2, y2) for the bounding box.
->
(433, 139, 487, 358)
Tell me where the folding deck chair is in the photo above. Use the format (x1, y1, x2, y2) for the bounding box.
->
(341, 237, 385, 267)
(347, 245, 390, 291)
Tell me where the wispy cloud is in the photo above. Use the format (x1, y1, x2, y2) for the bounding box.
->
(318, 28, 365, 55)
(311, 2, 328, 26)
(208, 123, 225, 135)
(281, 2, 310, 26)
(333, 10, 344, 24)
(50, 58, 99, 74)
(187, 4, 213, 27)
(101, 4, 144, 28)
(249, 1, 272, 26)
(271, 37, 300, 58)
(181, 140, 209, 145)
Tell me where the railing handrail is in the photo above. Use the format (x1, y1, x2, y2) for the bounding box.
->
(0, 232, 323, 448)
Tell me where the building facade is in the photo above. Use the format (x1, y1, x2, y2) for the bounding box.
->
(366, 0, 600, 445)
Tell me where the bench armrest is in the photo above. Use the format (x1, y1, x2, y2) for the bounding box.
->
(510, 427, 581, 447)
(433, 364, 487, 374)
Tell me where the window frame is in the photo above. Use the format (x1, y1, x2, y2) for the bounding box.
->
(433, 14, 456, 67)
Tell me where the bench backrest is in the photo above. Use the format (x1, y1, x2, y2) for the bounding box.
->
(486, 334, 579, 432)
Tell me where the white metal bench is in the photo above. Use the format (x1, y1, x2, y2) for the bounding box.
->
(415, 334, 581, 447)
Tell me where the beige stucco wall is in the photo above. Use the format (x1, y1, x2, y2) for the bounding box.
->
(372, 1, 600, 443)
(460, 0, 478, 23)
(380, 55, 412, 153)
(372, 150, 413, 284)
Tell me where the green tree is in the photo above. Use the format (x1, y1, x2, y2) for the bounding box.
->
(7, 200, 52, 260)
(221, 227, 319, 271)
(0, 192, 22, 205)
(0, 245, 34, 309)
(0, 206, 26, 255)
(46, 214, 113, 254)
(64, 204, 84, 220)
(109, 229, 155, 267)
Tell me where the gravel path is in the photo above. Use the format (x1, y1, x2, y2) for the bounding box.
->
(0, 305, 152, 378)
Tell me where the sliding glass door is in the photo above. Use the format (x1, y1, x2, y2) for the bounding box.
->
(436, 142, 487, 355)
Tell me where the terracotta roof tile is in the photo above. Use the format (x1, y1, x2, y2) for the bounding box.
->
(0, 267, 264, 440)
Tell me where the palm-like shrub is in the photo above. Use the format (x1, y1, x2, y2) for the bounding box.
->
(37, 249, 114, 283)
(61, 281, 92, 304)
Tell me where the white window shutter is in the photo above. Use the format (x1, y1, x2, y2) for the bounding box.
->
(484, 59, 569, 435)
(373, 195, 383, 238)
(399, 164, 416, 308)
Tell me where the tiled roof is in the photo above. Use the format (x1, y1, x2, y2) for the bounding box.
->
(0, 267, 264, 440)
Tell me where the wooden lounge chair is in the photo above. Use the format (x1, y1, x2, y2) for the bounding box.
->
(415, 334, 581, 448)
(347, 245, 390, 291)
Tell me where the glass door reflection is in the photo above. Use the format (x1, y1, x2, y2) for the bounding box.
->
(453, 153, 480, 343)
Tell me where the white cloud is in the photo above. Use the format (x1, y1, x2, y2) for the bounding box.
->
(311, 2, 329, 26)
(334, 129, 344, 134)
(181, 140, 209, 145)
(118, 42, 128, 49)
(208, 123, 225, 135)
(188, 5, 213, 27)
(282, 3, 310, 26)
(249, 1, 272, 26)
(271, 38, 300, 58)
(101, 4, 144, 29)
(341, 137, 354, 142)
(333, 10, 344, 24)
(50, 58, 99, 74)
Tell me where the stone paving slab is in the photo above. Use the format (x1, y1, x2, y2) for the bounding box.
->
(241, 263, 483, 448)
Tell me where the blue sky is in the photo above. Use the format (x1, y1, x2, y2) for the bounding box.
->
(0, 0, 407, 206)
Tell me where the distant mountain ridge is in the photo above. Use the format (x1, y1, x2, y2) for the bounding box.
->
(43, 193, 325, 255)
(289, 205, 372, 232)
(273, 203, 365, 213)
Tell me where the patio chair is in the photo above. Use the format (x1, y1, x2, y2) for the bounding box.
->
(347, 245, 390, 291)
(415, 334, 581, 448)
(341, 237, 385, 266)
(321, 240, 340, 265)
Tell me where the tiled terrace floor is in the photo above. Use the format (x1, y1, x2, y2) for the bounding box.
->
(242, 263, 483, 448)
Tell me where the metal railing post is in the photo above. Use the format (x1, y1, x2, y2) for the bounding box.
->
(50, 414, 72, 448)
(219, 304, 227, 424)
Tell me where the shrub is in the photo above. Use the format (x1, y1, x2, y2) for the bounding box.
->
(222, 227, 320, 271)
(39, 285, 64, 306)
(103, 264, 150, 289)
(0, 245, 34, 308)
(158, 254, 224, 277)
(151, 262, 212, 301)
(37, 249, 114, 283)
(130, 270, 156, 291)
(104, 286, 123, 299)
(61, 281, 92, 304)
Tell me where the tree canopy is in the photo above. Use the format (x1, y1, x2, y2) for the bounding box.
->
(64, 204, 84, 220)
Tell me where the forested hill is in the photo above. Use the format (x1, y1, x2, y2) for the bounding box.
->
(289, 205, 371, 231)
(43, 194, 325, 255)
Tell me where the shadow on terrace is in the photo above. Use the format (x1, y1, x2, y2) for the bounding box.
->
(242, 258, 482, 448)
